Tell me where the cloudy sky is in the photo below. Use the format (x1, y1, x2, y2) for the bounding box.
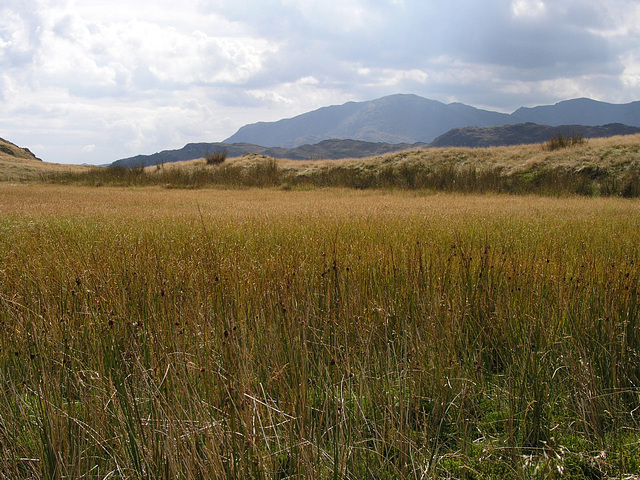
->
(2, 0, 640, 164)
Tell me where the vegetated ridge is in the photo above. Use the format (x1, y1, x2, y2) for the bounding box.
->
(0, 137, 42, 161)
(112, 123, 640, 169)
(111, 139, 429, 168)
(430, 122, 640, 148)
(0, 137, 90, 181)
(83, 134, 640, 198)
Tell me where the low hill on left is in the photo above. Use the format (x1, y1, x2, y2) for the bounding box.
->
(0, 137, 91, 181)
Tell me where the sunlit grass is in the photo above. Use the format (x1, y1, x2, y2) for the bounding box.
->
(36, 134, 640, 197)
(1, 185, 639, 478)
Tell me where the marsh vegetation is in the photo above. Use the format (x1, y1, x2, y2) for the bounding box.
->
(26, 135, 640, 199)
(0, 186, 639, 478)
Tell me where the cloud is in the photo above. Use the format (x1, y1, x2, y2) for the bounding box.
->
(0, 4, 39, 67)
(1, 0, 640, 164)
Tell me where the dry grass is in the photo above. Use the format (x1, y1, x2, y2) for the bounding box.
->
(0, 138, 91, 182)
(108, 134, 640, 196)
(134, 134, 640, 177)
(7, 134, 640, 187)
(1, 184, 640, 478)
(3, 183, 630, 222)
(167, 134, 640, 172)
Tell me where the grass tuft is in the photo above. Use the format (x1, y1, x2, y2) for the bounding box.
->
(205, 149, 227, 165)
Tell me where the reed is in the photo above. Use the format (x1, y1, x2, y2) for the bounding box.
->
(0, 185, 639, 478)
(38, 135, 640, 197)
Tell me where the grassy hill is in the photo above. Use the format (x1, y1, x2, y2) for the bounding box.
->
(0, 137, 91, 181)
(20, 133, 640, 197)
(74, 133, 640, 196)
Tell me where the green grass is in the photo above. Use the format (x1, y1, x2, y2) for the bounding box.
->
(0, 186, 639, 478)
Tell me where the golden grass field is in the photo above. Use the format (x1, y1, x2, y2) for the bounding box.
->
(1, 182, 640, 478)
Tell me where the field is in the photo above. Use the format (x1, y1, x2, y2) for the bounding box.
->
(0, 184, 639, 479)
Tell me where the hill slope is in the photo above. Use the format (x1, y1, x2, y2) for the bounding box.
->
(108, 134, 640, 197)
(113, 122, 639, 168)
(111, 139, 428, 168)
(224, 94, 640, 148)
(0, 137, 90, 181)
(0, 137, 42, 161)
(430, 123, 640, 148)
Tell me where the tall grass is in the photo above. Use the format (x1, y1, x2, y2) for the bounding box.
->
(47, 158, 282, 189)
(42, 136, 640, 197)
(0, 186, 639, 478)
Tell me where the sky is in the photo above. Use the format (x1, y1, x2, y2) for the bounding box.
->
(2, 0, 640, 165)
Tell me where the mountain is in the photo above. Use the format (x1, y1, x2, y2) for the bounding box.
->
(511, 98, 640, 126)
(224, 94, 511, 147)
(224, 94, 640, 148)
(111, 95, 640, 167)
(111, 139, 428, 168)
(430, 123, 640, 148)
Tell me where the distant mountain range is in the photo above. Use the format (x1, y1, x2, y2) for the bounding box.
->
(430, 123, 640, 148)
(111, 94, 640, 167)
(224, 94, 640, 147)
(224, 94, 512, 147)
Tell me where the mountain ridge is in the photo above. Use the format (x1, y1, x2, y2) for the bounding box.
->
(224, 94, 640, 147)
(224, 94, 511, 146)
(111, 94, 640, 167)
(430, 123, 640, 148)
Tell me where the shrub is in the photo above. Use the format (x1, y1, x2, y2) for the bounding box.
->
(205, 149, 227, 165)
(544, 132, 586, 151)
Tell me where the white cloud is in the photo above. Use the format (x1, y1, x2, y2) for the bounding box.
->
(358, 67, 429, 87)
(0, 7, 37, 66)
(1, 0, 640, 164)
(511, 0, 546, 18)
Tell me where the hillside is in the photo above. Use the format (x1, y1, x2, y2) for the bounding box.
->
(103, 134, 637, 197)
(274, 133, 640, 183)
(0, 137, 90, 181)
(112, 138, 428, 168)
(430, 123, 640, 148)
(0, 137, 42, 161)
(113, 121, 639, 168)
(261, 139, 429, 160)
(224, 94, 640, 148)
